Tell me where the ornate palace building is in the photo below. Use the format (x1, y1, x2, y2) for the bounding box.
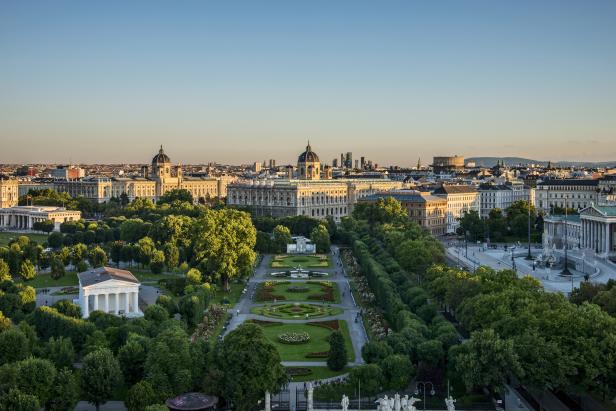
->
(227, 143, 404, 221)
(53, 146, 231, 203)
(0, 177, 19, 208)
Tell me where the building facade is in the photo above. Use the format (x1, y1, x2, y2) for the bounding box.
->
(543, 215, 582, 250)
(360, 190, 447, 236)
(0, 177, 19, 208)
(579, 205, 616, 258)
(227, 144, 403, 221)
(433, 184, 479, 234)
(0, 206, 81, 231)
(478, 182, 531, 218)
(51, 146, 231, 203)
(78, 267, 142, 318)
(534, 179, 600, 212)
(432, 156, 465, 174)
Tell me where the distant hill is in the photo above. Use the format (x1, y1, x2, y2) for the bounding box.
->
(467, 157, 616, 168)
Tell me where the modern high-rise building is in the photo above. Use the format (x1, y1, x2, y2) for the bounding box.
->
(354, 159, 359, 169)
(345, 152, 353, 169)
(360, 157, 365, 169)
(332, 158, 338, 168)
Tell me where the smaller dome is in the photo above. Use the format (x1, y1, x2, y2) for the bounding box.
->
(298, 142, 319, 163)
(152, 145, 171, 164)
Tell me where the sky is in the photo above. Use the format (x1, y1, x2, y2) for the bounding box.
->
(1, 0, 616, 166)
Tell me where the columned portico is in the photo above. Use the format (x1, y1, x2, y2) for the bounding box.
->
(78, 267, 143, 318)
(579, 205, 616, 258)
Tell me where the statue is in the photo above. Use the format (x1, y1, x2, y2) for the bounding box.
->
(264, 390, 271, 411)
(445, 395, 456, 411)
(394, 393, 401, 411)
(388, 396, 395, 411)
(307, 382, 313, 411)
(341, 394, 349, 411)
(401, 395, 408, 411)
(376, 396, 391, 411)
(407, 396, 421, 411)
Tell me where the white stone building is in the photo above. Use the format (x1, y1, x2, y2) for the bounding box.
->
(433, 184, 480, 234)
(78, 267, 142, 318)
(534, 179, 601, 212)
(0, 206, 81, 231)
(478, 182, 531, 218)
(0, 177, 19, 208)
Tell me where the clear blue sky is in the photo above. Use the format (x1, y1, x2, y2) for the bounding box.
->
(1, 0, 615, 165)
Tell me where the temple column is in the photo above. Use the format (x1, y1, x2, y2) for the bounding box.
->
(605, 224, 610, 255)
(124, 293, 130, 314)
(103, 293, 109, 313)
(82, 292, 89, 318)
(93, 293, 99, 311)
(114, 293, 119, 315)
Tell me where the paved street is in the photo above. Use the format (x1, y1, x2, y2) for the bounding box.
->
(446, 243, 616, 294)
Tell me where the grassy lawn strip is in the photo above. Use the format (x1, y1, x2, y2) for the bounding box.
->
(256, 281, 340, 303)
(286, 366, 349, 382)
(256, 320, 355, 362)
(251, 303, 342, 319)
(0, 231, 49, 246)
(270, 254, 331, 269)
(211, 282, 246, 306)
(18, 271, 79, 288)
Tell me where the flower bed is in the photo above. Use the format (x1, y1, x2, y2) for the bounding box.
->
(305, 350, 329, 358)
(286, 367, 312, 377)
(191, 304, 228, 341)
(308, 320, 340, 331)
(278, 331, 310, 344)
(287, 286, 309, 293)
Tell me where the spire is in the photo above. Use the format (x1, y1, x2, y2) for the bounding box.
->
(306, 139, 311, 151)
(159, 145, 164, 154)
(417, 157, 421, 169)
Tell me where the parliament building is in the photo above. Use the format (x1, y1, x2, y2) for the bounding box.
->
(227, 143, 404, 221)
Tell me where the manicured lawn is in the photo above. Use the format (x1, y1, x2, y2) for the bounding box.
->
(18, 271, 79, 288)
(129, 269, 182, 283)
(286, 366, 349, 382)
(256, 281, 340, 303)
(270, 255, 331, 269)
(0, 231, 49, 246)
(251, 303, 342, 319)
(211, 282, 246, 306)
(257, 321, 355, 362)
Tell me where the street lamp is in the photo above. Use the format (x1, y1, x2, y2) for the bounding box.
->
(414, 381, 435, 411)
(465, 230, 469, 259)
(562, 202, 571, 276)
(526, 203, 532, 260)
(511, 246, 516, 270)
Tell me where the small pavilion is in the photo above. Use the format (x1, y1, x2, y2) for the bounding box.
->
(78, 266, 142, 318)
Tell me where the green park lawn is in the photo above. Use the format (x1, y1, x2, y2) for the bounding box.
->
(256, 281, 340, 303)
(257, 320, 355, 362)
(270, 255, 331, 269)
(251, 303, 342, 319)
(211, 281, 246, 306)
(0, 231, 49, 247)
(286, 366, 349, 382)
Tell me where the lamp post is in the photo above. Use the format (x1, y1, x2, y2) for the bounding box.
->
(414, 381, 435, 411)
(562, 201, 571, 276)
(526, 203, 533, 260)
(511, 246, 516, 270)
(465, 230, 469, 259)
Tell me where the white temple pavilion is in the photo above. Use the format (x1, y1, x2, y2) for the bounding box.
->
(78, 266, 142, 318)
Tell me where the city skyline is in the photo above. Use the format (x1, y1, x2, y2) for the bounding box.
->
(2, 1, 616, 164)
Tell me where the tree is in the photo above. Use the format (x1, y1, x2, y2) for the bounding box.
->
(380, 354, 415, 390)
(136, 237, 156, 267)
(0, 328, 30, 365)
(110, 241, 124, 267)
(47, 232, 64, 248)
(348, 364, 384, 396)
(0, 259, 11, 281)
(118, 338, 148, 386)
(452, 329, 522, 393)
(71, 243, 88, 266)
(46, 368, 79, 411)
(219, 324, 287, 411)
(144, 325, 193, 399)
(186, 268, 202, 285)
(162, 242, 180, 270)
(310, 224, 331, 253)
(53, 299, 82, 318)
(457, 210, 485, 241)
(46, 336, 75, 369)
(18, 260, 36, 281)
(361, 341, 394, 364)
(0, 388, 40, 411)
(126, 381, 158, 411)
(149, 250, 165, 274)
(327, 330, 347, 371)
(88, 246, 108, 268)
(158, 189, 193, 205)
(81, 348, 123, 411)
(192, 209, 256, 290)
(50, 256, 65, 280)
(144, 304, 169, 323)
(14, 357, 57, 406)
(34, 219, 55, 235)
(272, 225, 292, 253)
(0, 311, 11, 333)
(416, 339, 444, 366)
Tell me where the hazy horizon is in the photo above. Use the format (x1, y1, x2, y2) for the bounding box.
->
(2, 1, 616, 166)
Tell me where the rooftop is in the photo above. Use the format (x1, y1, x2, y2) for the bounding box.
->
(538, 179, 599, 186)
(78, 266, 139, 287)
(433, 184, 477, 195)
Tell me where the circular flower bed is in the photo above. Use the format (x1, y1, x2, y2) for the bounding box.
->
(287, 286, 309, 293)
(278, 331, 311, 344)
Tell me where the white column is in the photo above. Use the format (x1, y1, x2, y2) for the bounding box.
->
(131, 292, 138, 313)
(124, 293, 130, 314)
(605, 224, 610, 255)
(104, 293, 109, 313)
(114, 293, 119, 315)
(93, 293, 99, 311)
(82, 292, 89, 318)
